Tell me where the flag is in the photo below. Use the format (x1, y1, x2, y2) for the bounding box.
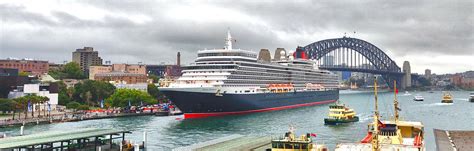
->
(395, 88, 399, 94)
(378, 120, 386, 128)
(128, 100, 131, 107)
(27, 100, 32, 112)
(47, 102, 51, 112)
(100, 100, 104, 108)
(310, 133, 317, 137)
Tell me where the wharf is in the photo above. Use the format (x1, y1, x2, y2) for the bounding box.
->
(434, 129, 474, 151)
(0, 128, 138, 150)
(173, 134, 272, 151)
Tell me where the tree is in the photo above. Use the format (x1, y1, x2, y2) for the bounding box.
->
(62, 62, 86, 79)
(13, 94, 49, 118)
(66, 101, 81, 111)
(148, 74, 160, 83)
(147, 84, 160, 99)
(106, 89, 156, 107)
(73, 80, 115, 106)
(0, 99, 17, 119)
(77, 104, 90, 111)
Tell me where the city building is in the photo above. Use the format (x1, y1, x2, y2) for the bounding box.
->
(8, 83, 59, 110)
(146, 52, 183, 79)
(451, 71, 474, 89)
(0, 58, 49, 76)
(94, 71, 147, 84)
(89, 64, 146, 80)
(425, 69, 431, 79)
(402, 61, 412, 89)
(0, 68, 18, 76)
(72, 47, 103, 74)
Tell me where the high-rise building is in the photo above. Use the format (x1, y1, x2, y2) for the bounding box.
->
(72, 47, 103, 74)
(425, 69, 431, 79)
(402, 61, 411, 88)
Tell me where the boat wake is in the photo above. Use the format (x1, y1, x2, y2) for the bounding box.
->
(455, 98, 468, 101)
(425, 103, 453, 106)
(357, 113, 372, 122)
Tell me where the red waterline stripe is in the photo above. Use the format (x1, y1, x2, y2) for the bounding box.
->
(184, 100, 336, 119)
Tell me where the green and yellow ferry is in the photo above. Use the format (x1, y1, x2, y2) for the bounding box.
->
(271, 128, 328, 151)
(324, 102, 359, 125)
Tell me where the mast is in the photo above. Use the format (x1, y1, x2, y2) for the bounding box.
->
(394, 80, 399, 123)
(372, 77, 379, 151)
(225, 28, 233, 50)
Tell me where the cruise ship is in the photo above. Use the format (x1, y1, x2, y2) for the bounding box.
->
(159, 30, 339, 118)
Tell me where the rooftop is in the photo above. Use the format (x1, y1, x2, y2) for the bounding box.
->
(0, 128, 130, 149)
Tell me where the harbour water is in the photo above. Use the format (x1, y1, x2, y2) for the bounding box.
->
(1, 91, 472, 150)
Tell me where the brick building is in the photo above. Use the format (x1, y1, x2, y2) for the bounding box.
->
(89, 64, 146, 80)
(94, 71, 147, 84)
(0, 58, 49, 76)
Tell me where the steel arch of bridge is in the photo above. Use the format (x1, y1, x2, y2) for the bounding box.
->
(302, 37, 403, 88)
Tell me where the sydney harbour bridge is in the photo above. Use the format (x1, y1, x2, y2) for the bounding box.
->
(299, 36, 412, 89)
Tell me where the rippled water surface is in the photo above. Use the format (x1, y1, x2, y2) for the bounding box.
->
(2, 91, 473, 150)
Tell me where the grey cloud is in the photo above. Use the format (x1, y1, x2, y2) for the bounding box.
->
(0, 0, 472, 73)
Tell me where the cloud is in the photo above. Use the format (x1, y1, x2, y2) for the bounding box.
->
(0, 0, 472, 74)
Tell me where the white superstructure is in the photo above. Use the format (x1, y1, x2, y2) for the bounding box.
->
(167, 30, 339, 94)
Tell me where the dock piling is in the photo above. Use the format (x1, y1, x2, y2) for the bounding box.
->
(134, 144, 139, 151)
(143, 130, 147, 148)
(20, 126, 24, 135)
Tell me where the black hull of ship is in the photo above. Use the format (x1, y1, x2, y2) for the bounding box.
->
(161, 89, 339, 118)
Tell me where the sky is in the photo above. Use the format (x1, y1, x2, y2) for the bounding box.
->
(0, 0, 472, 74)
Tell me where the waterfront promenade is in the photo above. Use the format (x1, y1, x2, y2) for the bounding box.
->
(0, 109, 156, 127)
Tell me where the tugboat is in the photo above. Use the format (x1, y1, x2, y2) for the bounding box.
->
(441, 92, 453, 103)
(335, 80, 425, 151)
(469, 92, 474, 102)
(413, 94, 424, 101)
(271, 127, 328, 151)
(324, 102, 359, 125)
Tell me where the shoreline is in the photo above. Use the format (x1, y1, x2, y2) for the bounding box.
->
(0, 112, 156, 128)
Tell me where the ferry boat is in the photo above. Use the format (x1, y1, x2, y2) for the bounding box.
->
(441, 92, 453, 103)
(324, 102, 359, 125)
(413, 95, 424, 101)
(271, 128, 328, 151)
(159, 30, 339, 118)
(469, 92, 474, 102)
(335, 80, 425, 151)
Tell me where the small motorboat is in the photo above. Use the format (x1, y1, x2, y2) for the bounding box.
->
(413, 95, 424, 101)
(403, 91, 411, 96)
(441, 92, 453, 103)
